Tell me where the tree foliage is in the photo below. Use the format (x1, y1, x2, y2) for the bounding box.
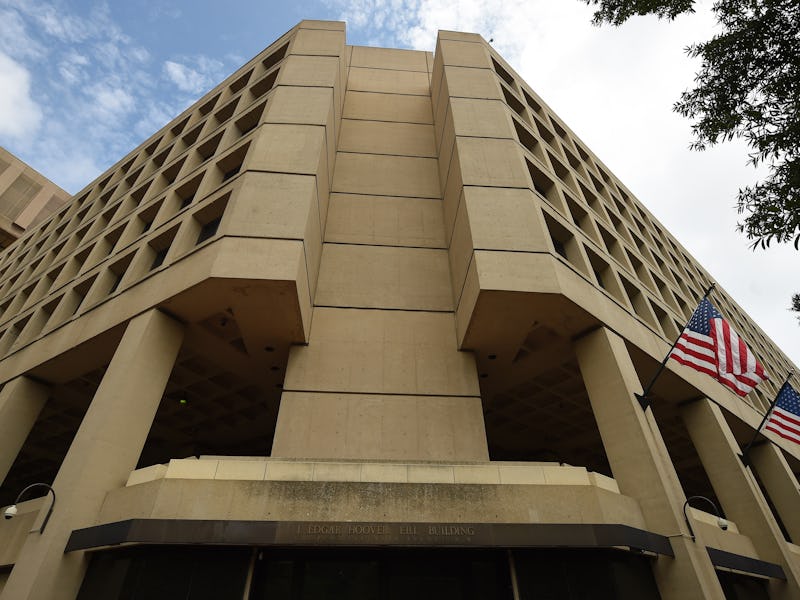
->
(584, 0, 800, 250)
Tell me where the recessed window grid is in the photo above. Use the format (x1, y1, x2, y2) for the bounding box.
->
(181, 123, 205, 148)
(501, 86, 528, 123)
(521, 88, 546, 119)
(619, 276, 659, 329)
(210, 142, 250, 190)
(249, 68, 280, 101)
(526, 159, 563, 211)
(0, 314, 31, 353)
(532, 117, 560, 156)
(562, 147, 587, 179)
(1, 32, 793, 384)
(585, 246, 626, 305)
(491, 56, 516, 87)
(70, 274, 96, 316)
(174, 173, 203, 213)
(146, 226, 179, 272)
(542, 211, 590, 277)
(624, 249, 657, 294)
(588, 172, 609, 199)
(228, 69, 253, 95)
(37, 295, 61, 334)
(198, 94, 220, 117)
(260, 42, 288, 74)
(0, 37, 295, 315)
(546, 152, 577, 194)
(650, 299, 678, 339)
(197, 217, 222, 245)
(577, 181, 608, 224)
(512, 119, 545, 163)
(192, 192, 231, 247)
(124, 165, 144, 190)
(0, 41, 273, 273)
(563, 194, 599, 244)
(151, 146, 173, 171)
(606, 213, 631, 246)
(8, 283, 33, 315)
(213, 97, 240, 128)
(652, 273, 681, 314)
(235, 101, 267, 137)
(170, 116, 191, 139)
(161, 157, 187, 187)
(143, 137, 161, 156)
(596, 224, 629, 268)
(0, 298, 11, 323)
(106, 253, 133, 296)
(135, 201, 162, 238)
(196, 132, 225, 164)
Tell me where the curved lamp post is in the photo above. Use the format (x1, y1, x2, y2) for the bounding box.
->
(683, 495, 727, 542)
(3, 483, 56, 534)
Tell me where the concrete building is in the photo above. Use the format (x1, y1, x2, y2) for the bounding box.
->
(0, 20, 799, 600)
(0, 148, 69, 249)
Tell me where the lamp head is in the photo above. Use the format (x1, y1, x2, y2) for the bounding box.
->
(4, 505, 17, 520)
(717, 517, 729, 531)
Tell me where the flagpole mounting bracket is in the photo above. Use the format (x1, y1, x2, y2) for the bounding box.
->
(635, 393, 650, 411)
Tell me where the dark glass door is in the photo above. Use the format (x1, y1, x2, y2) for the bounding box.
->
(249, 548, 514, 600)
(77, 546, 251, 600)
(512, 548, 662, 600)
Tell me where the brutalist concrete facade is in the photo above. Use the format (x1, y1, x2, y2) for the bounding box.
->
(0, 20, 799, 600)
(0, 147, 69, 249)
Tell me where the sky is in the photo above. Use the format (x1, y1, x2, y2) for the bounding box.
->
(0, 0, 797, 369)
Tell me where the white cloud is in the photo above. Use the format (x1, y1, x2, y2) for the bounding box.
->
(32, 149, 102, 194)
(58, 50, 89, 85)
(164, 60, 209, 93)
(34, 6, 91, 43)
(163, 56, 223, 94)
(0, 8, 45, 60)
(86, 82, 136, 121)
(134, 102, 180, 139)
(0, 52, 41, 138)
(148, 4, 182, 21)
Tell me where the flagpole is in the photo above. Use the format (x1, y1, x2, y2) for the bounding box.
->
(635, 283, 716, 411)
(739, 370, 794, 466)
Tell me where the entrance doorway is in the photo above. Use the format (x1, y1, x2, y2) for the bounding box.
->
(249, 548, 512, 600)
(77, 544, 663, 599)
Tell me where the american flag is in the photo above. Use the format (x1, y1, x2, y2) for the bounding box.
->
(764, 382, 800, 445)
(670, 298, 767, 396)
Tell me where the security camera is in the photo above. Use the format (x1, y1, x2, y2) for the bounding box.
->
(4, 505, 17, 520)
(717, 517, 729, 531)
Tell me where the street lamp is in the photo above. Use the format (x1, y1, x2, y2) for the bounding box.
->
(683, 495, 727, 542)
(3, 483, 57, 534)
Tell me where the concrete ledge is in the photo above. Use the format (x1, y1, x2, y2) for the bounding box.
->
(129, 458, 618, 490)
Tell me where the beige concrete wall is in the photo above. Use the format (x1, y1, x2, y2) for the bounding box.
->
(0, 377, 48, 484)
(97, 460, 643, 529)
(0, 147, 69, 247)
(273, 45, 488, 462)
(0, 20, 798, 600)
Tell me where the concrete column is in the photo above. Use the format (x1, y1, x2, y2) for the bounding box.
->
(574, 327, 724, 600)
(681, 398, 800, 598)
(0, 309, 184, 600)
(0, 376, 49, 485)
(750, 443, 800, 544)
